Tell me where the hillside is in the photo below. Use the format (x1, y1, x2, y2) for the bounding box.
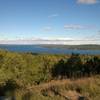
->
(0, 49, 100, 99)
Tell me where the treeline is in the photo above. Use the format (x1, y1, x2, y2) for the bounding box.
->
(52, 54, 100, 79)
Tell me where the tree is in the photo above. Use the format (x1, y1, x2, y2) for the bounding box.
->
(65, 54, 83, 78)
(52, 59, 65, 79)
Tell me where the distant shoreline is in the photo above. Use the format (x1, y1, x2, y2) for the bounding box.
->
(0, 44, 100, 50)
(0, 44, 100, 55)
(39, 44, 100, 50)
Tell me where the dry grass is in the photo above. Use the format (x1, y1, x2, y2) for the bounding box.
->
(24, 76, 100, 100)
(14, 76, 100, 100)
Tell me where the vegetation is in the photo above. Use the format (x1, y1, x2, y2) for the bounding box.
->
(0, 49, 100, 100)
(52, 54, 100, 79)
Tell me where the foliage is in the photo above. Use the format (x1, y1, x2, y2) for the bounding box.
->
(52, 54, 100, 79)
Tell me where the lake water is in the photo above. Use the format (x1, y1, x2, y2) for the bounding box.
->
(0, 45, 100, 55)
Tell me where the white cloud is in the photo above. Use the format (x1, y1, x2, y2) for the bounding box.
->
(98, 30, 100, 34)
(64, 24, 95, 30)
(77, 0, 97, 4)
(43, 26, 52, 32)
(64, 24, 85, 30)
(92, 31, 100, 38)
(48, 14, 59, 18)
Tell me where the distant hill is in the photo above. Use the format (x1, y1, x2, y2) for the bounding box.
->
(41, 44, 100, 50)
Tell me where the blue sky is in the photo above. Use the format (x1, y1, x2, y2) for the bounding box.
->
(0, 0, 100, 42)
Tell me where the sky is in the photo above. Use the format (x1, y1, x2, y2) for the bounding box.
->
(0, 0, 100, 44)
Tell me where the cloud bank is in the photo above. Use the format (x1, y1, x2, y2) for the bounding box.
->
(0, 37, 100, 45)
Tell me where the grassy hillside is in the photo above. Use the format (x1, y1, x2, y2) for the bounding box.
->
(0, 49, 100, 100)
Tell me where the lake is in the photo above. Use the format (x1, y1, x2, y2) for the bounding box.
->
(0, 45, 100, 55)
